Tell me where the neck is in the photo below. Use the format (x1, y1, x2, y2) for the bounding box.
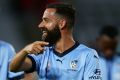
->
(55, 33, 75, 53)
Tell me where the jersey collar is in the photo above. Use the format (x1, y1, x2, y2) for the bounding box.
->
(53, 41, 80, 57)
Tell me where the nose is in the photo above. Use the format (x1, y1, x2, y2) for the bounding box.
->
(38, 21, 44, 28)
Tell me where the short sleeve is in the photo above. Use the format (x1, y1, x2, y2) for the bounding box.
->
(84, 49, 102, 80)
(25, 54, 42, 73)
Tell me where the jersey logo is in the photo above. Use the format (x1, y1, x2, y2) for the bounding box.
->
(89, 69, 102, 80)
(70, 60, 78, 70)
(56, 59, 64, 64)
(94, 69, 101, 75)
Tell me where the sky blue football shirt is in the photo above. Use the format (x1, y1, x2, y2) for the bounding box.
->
(99, 54, 120, 80)
(0, 41, 24, 80)
(28, 42, 102, 80)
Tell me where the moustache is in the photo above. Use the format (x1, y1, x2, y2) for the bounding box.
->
(40, 27, 48, 32)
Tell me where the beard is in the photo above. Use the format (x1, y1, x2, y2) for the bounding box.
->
(41, 25, 61, 46)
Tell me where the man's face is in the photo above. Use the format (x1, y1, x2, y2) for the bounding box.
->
(38, 8, 61, 45)
(97, 35, 118, 58)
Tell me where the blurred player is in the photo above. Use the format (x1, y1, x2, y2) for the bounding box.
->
(0, 40, 23, 80)
(94, 25, 120, 80)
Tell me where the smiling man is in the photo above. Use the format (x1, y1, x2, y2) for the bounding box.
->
(10, 3, 102, 80)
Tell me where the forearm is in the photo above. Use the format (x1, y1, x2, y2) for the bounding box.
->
(10, 49, 31, 72)
(10, 41, 48, 72)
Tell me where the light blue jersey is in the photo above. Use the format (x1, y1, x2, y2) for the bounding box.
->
(99, 54, 120, 80)
(28, 42, 102, 80)
(0, 41, 24, 80)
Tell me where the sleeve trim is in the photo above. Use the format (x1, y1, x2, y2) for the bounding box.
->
(25, 55, 36, 73)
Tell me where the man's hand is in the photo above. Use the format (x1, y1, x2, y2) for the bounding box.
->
(23, 41, 49, 55)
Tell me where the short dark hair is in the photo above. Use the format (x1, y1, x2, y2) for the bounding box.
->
(100, 25, 119, 38)
(46, 3, 76, 29)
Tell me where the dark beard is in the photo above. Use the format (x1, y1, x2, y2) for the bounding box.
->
(41, 25, 61, 46)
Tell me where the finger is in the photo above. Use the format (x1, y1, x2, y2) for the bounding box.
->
(35, 41, 49, 46)
(30, 49, 37, 54)
(32, 49, 42, 55)
(36, 46, 45, 52)
(34, 45, 45, 53)
(33, 48, 39, 54)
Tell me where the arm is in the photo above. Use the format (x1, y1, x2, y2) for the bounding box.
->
(10, 49, 32, 72)
(84, 49, 102, 80)
(10, 41, 49, 72)
(24, 71, 39, 80)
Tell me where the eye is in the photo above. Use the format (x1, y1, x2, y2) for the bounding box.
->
(43, 18, 50, 23)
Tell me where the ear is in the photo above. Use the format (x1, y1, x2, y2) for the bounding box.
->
(59, 19, 66, 30)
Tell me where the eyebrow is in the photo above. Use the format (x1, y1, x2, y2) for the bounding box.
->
(42, 18, 50, 21)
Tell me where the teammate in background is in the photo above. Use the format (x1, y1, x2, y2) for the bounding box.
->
(10, 3, 102, 80)
(93, 25, 120, 80)
(0, 40, 24, 80)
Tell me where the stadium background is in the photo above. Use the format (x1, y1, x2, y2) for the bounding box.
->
(0, 0, 120, 53)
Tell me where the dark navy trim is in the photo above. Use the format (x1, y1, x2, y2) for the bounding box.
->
(25, 55, 36, 73)
(53, 41, 80, 57)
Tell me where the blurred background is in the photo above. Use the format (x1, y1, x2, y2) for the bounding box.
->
(0, 0, 120, 53)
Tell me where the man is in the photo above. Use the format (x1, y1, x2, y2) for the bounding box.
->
(10, 3, 101, 80)
(94, 25, 120, 80)
(0, 40, 23, 80)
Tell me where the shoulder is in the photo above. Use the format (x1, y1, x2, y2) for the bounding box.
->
(0, 40, 14, 49)
(0, 40, 15, 56)
(77, 44, 99, 58)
